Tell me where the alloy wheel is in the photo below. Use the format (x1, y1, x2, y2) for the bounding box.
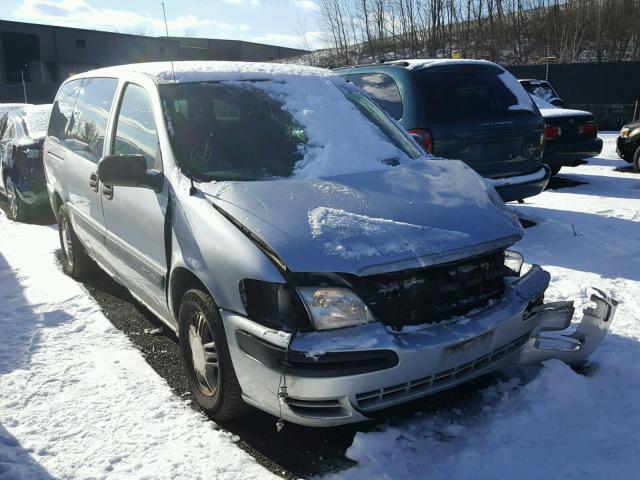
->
(5, 178, 18, 219)
(60, 217, 74, 269)
(188, 311, 220, 397)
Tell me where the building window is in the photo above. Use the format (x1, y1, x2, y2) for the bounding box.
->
(75, 39, 86, 48)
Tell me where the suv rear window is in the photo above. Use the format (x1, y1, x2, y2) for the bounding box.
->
(416, 66, 535, 123)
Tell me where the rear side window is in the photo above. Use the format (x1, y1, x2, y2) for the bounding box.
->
(65, 78, 118, 163)
(349, 73, 403, 120)
(48, 79, 82, 143)
(416, 67, 535, 123)
(113, 84, 160, 170)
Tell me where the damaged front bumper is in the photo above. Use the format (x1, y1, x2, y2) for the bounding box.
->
(222, 265, 617, 427)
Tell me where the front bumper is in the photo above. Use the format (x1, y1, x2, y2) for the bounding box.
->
(616, 136, 638, 162)
(223, 265, 616, 427)
(490, 166, 551, 203)
(543, 137, 603, 167)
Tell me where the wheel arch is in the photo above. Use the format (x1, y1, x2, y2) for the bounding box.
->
(168, 266, 214, 330)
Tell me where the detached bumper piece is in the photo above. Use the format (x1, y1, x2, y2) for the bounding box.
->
(519, 288, 618, 366)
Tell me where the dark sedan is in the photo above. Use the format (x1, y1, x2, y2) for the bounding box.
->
(0, 104, 52, 221)
(616, 121, 640, 172)
(531, 95, 602, 176)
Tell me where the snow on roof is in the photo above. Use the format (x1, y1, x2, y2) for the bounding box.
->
(79, 61, 335, 84)
(400, 58, 498, 70)
(23, 104, 52, 138)
(531, 94, 592, 118)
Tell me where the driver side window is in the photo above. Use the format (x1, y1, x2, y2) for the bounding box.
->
(113, 84, 160, 170)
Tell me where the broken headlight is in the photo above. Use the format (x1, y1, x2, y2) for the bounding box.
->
(297, 287, 375, 330)
(504, 250, 524, 277)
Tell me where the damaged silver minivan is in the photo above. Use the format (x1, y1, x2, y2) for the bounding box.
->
(44, 62, 616, 427)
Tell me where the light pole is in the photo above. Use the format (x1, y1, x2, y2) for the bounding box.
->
(20, 64, 28, 103)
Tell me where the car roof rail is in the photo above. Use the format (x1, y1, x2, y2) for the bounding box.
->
(332, 59, 410, 71)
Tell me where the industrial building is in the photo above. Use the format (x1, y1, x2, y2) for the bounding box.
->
(0, 19, 308, 103)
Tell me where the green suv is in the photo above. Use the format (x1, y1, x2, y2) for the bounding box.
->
(335, 59, 550, 202)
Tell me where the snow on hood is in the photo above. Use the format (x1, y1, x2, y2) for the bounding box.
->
(23, 104, 52, 138)
(531, 94, 592, 118)
(200, 159, 523, 276)
(308, 207, 469, 260)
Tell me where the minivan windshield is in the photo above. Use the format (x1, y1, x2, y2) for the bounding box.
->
(159, 79, 421, 182)
(416, 66, 536, 123)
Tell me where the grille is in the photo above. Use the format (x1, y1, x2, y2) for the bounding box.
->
(355, 333, 530, 412)
(353, 251, 506, 328)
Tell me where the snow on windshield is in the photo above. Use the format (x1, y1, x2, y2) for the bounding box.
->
(226, 77, 421, 179)
(308, 207, 469, 260)
(23, 104, 52, 138)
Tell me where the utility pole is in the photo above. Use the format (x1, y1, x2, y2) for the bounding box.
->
(20, 65, 28, 103)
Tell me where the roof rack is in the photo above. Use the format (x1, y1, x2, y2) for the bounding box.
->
(332, 60, 410, 71)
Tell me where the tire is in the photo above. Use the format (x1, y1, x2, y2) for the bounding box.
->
(549, 165, 562, 176)
(5, 176, 29, 222)
(633, 147, 640, 173)
(57, 205, 92, 279)
(178, 288, 249, 421)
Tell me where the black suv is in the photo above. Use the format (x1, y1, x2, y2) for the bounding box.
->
(335, 60, 549, 202)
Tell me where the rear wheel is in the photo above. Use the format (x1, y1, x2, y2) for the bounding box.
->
(633, 147, 640, 173)
(58, 205, 92, 279)
(5, 177, 29, 222)
(549, 165, 562, 176)
(178, 289, 249, 421)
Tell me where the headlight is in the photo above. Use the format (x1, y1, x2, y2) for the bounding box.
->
(504, 250, 524, 277)
(297, 287, 375, 330)
(619, 127, 640, 138)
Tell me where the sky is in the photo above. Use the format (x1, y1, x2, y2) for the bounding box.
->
(1, 0, 325, 50)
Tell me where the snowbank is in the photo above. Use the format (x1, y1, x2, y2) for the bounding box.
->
(0, 218, 274, 479)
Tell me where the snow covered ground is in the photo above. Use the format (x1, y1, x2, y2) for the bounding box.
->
(0, 227, 275, 477)
(0, 134, 638, 479)
(327, 134, 640, 480)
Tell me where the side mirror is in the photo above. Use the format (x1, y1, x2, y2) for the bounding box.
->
(97, 154, 163, 192)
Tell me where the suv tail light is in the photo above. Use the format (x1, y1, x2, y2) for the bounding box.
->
(408, 128, 433, 153)
(578, 123, 598, 136)
(544, 125, 561, 138)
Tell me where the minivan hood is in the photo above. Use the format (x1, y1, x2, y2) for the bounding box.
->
(199, 159, 524, 276)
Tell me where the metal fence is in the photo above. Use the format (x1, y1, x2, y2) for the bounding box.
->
(508, 61, 640, 130)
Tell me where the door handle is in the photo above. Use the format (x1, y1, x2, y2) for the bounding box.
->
(102, 184, 113, 200)
(89, 172, 99, 192)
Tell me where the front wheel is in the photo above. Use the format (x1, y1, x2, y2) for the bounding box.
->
(5, 177, 28, 222)
(178, 289, 249, 421)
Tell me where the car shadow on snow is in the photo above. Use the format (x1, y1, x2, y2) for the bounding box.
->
(0, 425, 56, 480)
(0, 198, 56, 227)
(546, 173, 640, 200)
(515, 205, 640, 281)
(0, 251, 73, 376)
(0, 250, 69, 480)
